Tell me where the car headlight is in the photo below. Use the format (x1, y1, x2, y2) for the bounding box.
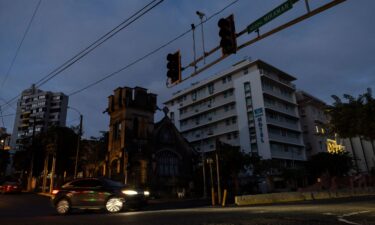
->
(144, 191, 150, 196)
(122, 190, 138, 195)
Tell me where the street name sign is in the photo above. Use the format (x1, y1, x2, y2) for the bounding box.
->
(247, 0, 298, 33)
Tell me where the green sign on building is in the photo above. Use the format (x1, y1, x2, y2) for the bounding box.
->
(247, 0, 298, 34)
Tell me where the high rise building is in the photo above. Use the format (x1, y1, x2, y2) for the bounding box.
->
(10, 84, 68, 150)
(164, 59, 306, 164)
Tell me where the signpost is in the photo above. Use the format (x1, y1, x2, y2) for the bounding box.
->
(247, 0, 299, 34)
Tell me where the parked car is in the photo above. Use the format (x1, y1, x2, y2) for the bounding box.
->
(0, 178, 22, 194)
(51, 177, 149, 215)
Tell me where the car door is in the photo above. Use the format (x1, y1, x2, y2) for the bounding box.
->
(83, 179, 108, 207)
(66, 180, 92, 207)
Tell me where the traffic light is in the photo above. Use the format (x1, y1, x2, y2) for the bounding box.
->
(166, 51, 181, 85)
(218, 14, 237, 55)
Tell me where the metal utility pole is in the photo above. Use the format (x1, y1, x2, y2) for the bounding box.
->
(74, 114, 83, 179)
(27, 117, 37, 191)
(42, 153, 49, 193)
(191, 24, 197, 73)
(196, 11, 206, 64)
(207, 158, 215, 206)
(216, 151, 222, 204)
(202, 151, 207, 198)
(49, 153, 56, 194)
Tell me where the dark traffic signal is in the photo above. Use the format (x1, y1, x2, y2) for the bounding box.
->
(218, 14, 237, 55)
(166, 51, 181, 85)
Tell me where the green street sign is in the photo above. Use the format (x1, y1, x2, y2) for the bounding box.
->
(247, 0, 298, 34)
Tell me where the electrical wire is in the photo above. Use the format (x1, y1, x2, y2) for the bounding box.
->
(68, 0, 240, 96)
(0, 0, 163, 110)
(36, 0, 163, 87)
(1, 0, 42, 88)
(2, 0, 239, 109)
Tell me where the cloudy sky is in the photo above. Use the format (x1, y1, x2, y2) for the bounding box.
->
(0, 0, 374, 138)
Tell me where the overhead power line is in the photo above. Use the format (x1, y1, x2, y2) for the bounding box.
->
(36, 0, 163, 87)
(1, 0, 42, 87)
(0, 0, 164, 111)
(68, 0, 240, 96)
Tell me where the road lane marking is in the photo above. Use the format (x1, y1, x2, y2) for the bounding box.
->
(332, 211, 371, 225)
(337, 218, 361, 225)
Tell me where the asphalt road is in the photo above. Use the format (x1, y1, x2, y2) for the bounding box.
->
(0, 193, 374, 225)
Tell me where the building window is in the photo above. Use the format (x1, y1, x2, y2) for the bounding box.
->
(208, 83, 214, 94)
(157, 151, 179, 177)
(246, 97, 252, 107)
(170, 112, 175, 123)
(244, 82, 251, 93)
(191, 91, 197, 101)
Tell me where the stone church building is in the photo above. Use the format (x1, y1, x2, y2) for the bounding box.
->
(105, 86, 196, 197)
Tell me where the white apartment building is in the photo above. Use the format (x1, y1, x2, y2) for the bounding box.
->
(11, 84, 68, 150)
(296, 91, 375, 173)
(164, 59, 306, 163)
(296, 90, 330, 157)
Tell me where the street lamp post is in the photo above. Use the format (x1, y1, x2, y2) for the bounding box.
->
(27, 117, 38, 191)
(196, 11, 207, 64)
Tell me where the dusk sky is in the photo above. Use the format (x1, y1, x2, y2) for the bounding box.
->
(0, 0, 374, 138)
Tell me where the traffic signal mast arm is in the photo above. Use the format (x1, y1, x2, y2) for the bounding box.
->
(168, 0, 346, 87)
(236, 0, 346, 51)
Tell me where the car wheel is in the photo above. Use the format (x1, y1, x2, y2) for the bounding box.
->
(56, 199, 70, 215)
(105, 197, 123, 213)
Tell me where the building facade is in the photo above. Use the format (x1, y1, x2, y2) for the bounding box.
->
(341, 137, 375, 174)
(164, 59, 306, 165)
(296, 90, 331, 157)
(106, 86, 157, 186)
(11, 84, 68, 151)
(296, 91, 375, 173)
(0, 127, 11, 151)
(106, 87, 196, 194)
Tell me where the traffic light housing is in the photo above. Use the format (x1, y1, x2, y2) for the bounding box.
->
(218, 14, 237, 55)
(166, 51, 181, 85)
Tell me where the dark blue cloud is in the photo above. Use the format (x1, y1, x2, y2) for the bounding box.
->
(0, 0, 374, 137)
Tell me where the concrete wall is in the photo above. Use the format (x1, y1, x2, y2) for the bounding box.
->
(235, 187, 375, 206)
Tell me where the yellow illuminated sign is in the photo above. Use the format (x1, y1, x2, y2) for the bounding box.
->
(327, 139, 345, 154)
